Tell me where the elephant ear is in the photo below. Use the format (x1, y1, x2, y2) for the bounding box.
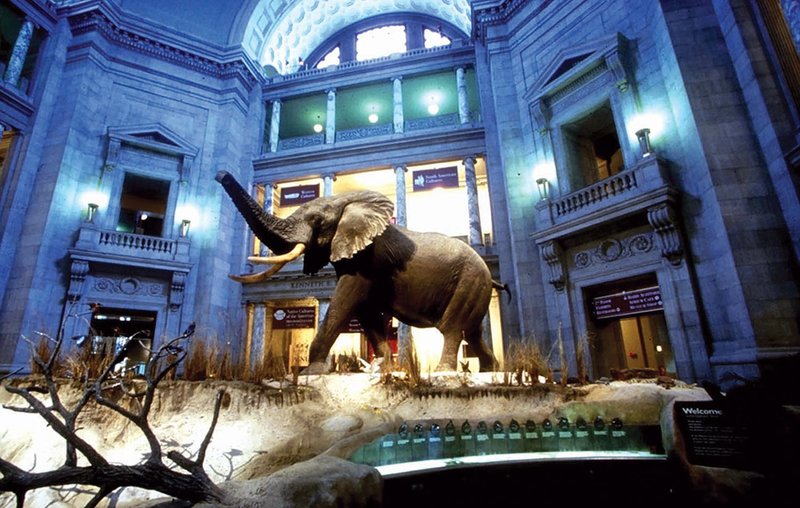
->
(330, 191, 395, 262)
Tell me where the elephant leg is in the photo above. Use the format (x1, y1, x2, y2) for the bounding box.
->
(307, 274, 370, 371)
(464, 323, 497, 372)
(358, 310, 392, 371)
(437, 330, 462, 371)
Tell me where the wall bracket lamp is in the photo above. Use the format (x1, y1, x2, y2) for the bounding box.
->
(180, 219, 191, 238)
(636, 128, 653, 157)
(87, 203, 98, 223)
(536, 178, 550, 201)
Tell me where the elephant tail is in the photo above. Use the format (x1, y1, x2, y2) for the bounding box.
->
(492, 280, 512, 303)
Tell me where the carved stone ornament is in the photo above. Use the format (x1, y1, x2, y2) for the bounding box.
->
(574, 233, 654, 269)
(94, 276, 164, 297)
(169, 271, 187, 311)
(68, 260, 90, 301)
(647, 203, 684, 266)
(540, 240, 566, 291)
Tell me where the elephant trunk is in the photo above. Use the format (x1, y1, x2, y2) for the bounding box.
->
(216, 170, 295, 255)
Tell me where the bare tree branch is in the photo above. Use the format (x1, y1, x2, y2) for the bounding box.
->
(0, 321, 226, 505)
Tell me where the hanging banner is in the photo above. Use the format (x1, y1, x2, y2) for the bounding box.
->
(280, 184, 319, 206)
(591, 286, 663, 319)
(412, 166, 459, 191)
(272, 306, 316, 329)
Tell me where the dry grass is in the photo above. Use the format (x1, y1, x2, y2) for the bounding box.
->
(503, 340, 553, 386)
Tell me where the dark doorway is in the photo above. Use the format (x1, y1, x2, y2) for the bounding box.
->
(89, 308, 157, 373)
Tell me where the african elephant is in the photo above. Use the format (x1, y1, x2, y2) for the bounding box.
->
(216, 170, 506, 373)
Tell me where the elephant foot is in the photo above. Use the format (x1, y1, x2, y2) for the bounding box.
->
(301, 361, 330, 376)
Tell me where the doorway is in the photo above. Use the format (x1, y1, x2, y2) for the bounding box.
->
(592, 312, 676, 378)
(89, 308, 157, 371)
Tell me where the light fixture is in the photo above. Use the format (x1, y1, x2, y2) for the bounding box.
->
(180, 219, 191, 237)
(636, 127, 653, 157)
(87, 203, 98, 223)
(313, 115, 323, 133)
(368, 109, 379, 124)
(427, 97, 439, 116)
(140, 212, 149, 221)
(536, 177, 550, 201)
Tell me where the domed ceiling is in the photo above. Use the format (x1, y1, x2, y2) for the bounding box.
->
(244, 0, 472, 74)
(110, 0, 472, 75)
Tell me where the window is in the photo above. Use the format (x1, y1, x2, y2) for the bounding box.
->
(117, 173, 170, 237)
(562, 103, 622, 188)
(356, 25, 407, 61)
(423, 28, 450, 48)
(316, 46, 340, 69)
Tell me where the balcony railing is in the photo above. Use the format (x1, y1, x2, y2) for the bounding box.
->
(74, 226, 190, 264)
(537, 156, 673, 230)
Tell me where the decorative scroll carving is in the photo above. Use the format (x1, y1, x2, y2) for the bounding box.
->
(68, 260, 90, 301)
(335, 123, 393, 142)
(573, 233, 654, 269)
(540, 240, 566, 291)
(647, 203, 684, 266)
(93, 276, 164, 297)
(170, 272, 187, 311)
(405, 113, 459, 131)
(278, 133, 324, 151)
(530, 98, 551, 133)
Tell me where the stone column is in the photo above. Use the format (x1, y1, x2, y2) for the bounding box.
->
(394, 164, 407, 227)
(323, 173, 336, 196)
(268, 100, 281, 153)
(317, 300, 330, 329)
(456, 67, 470, 124)
(463, 156, 483, 246)
(325, 89, 336, 144)
(392, 77, 404, 134)
(4, 18, 34, 88)
(258, 183, 273, 256)
(251, 303, 267, 366)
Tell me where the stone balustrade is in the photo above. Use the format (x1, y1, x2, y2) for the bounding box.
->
(74, 226, 190, 264)
(539, 156, 673, 229)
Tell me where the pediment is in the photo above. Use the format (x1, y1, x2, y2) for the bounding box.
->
(526, 33, 630, 103)
(108, 123, 198, 157)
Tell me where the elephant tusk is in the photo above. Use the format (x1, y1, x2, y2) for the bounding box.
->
(248, 243, 306, 265)
(228, 261, 288, 283)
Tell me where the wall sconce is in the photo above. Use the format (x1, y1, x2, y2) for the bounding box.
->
(536, 178, 550, 201)
(87, 203, 98, 223)
(313, 115, 323, 133)
(636, 128, 653, 157)
(180, 219, 191, 238)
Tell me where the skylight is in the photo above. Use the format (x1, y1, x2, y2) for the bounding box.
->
(356, 25, 407, 61)
(424, 28, 451, 48)
(316, 46, 341, 69)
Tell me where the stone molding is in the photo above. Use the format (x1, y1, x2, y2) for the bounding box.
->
(66, 7, 260, 90)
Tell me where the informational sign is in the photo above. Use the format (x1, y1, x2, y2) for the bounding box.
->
(591, 286, 663, 319)
(674, 401, 752, 469)
(272, 306, 316, 329)
(412, 166, 459, 191)
(345, 318, 363, 333)
(280, 184, 319, 206)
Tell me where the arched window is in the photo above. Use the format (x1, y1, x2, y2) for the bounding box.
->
(306, 13, 464, 70)
(356, 25, 407, 61)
